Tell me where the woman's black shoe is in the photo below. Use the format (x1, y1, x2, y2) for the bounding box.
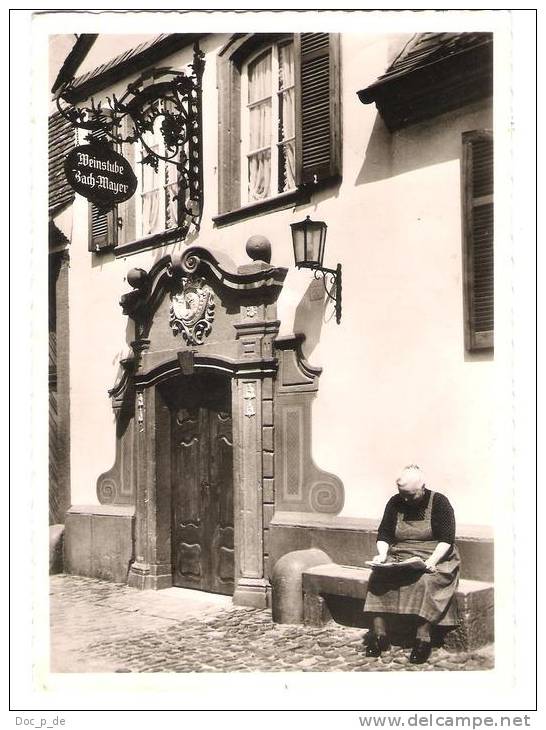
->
(365, 633, 390, 657)
(409, 640, 432, 664)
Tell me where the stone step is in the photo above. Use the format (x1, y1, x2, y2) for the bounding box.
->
(301, 563, 493, 651)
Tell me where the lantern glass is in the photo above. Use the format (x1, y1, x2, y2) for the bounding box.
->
(291, 216, 327, 269)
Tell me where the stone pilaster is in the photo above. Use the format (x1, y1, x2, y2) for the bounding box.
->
(127, 385, 172, 590)
(232, 376, 267, 607)
(261, 376, 275, 602)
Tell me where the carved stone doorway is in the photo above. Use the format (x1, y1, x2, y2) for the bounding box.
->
(89, 246, 343, 608)
(160, 373, 234, 595)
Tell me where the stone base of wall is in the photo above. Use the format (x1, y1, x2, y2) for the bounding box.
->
(64, 505, 135, 584)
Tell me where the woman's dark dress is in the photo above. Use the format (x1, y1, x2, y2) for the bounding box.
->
(364, 489, 460, 626)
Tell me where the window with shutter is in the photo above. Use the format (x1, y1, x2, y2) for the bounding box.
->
(87, 129, 118, 252)
(462, 130, 494, 351)
(215, 32, 341, 223)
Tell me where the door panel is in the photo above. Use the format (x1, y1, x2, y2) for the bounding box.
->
(172, 406, 203, 589)
(170, 375, 234, 594)
(210, 408, 234, 594)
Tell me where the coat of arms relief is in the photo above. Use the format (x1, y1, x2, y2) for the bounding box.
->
(169, 278, 215, 345)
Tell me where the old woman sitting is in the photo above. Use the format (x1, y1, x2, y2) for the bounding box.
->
(363, 465, 460, 664)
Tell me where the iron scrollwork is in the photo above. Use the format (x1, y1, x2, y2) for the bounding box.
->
(55, 42, 205, 234)
(313, 263, 342, 324)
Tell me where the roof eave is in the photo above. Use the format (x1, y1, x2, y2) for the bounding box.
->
(357, 41, 493, 131)
(61, 33, 207, 103)
(357, 38, 493, 106)
(51, 34, 98, 95)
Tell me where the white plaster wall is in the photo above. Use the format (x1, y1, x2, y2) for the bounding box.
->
(66, 33, 494, 527)
(68, 194, 133, 505)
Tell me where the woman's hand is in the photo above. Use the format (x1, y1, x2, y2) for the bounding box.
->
(424, 542, 451, 572)
(374, 541, 390, 564)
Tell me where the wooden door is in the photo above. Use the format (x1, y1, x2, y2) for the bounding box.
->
(170, 376, 234, 594)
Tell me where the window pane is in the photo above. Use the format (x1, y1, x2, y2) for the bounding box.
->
(279, 87, 295, 142)
(248, 51, 272, 103)
(278, 140, 295, 193)
(142, 160, 157, 193)
(165, 158, 181, 230)
(278, 42, 295, 90)
(278, 42, 295, 193)
(166, 183, 179, 229)
(249, 101, 272, 151)
(142, 191, 161, 235)
(248, 149, 271, 201)
(142, 144, 160, 192)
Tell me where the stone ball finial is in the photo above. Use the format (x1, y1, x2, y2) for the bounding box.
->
(246, 234, 272, 264)
(127, 267, 149, 290)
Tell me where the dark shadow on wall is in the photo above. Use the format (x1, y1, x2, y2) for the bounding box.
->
(355, 101, 490, 187)
(292, 277, 327, 360)
(355, 113, 393, 186)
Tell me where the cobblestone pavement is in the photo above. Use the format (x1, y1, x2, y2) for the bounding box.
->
(50, 575, 494, 673)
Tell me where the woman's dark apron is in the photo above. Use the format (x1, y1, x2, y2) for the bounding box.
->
(364, 491, 460, 626)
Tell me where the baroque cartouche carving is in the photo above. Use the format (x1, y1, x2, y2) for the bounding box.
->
(169, 277, 215, 345)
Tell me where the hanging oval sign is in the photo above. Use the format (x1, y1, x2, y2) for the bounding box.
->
(64, 141, 137, 210)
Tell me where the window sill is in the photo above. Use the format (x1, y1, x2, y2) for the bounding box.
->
(114, 227, 186, 258)
(213, 187, 311, 227)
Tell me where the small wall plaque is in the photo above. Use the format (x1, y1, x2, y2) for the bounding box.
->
(243, 382, 256, 418)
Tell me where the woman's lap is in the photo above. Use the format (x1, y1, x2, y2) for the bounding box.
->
(364, 568, 459, 625)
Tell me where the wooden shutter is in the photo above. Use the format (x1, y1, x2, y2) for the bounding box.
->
(295, 32, 341, 186)
(88, 129, 118, 252)
(49, 112, 75, 215)
(462, 130, 494, 351)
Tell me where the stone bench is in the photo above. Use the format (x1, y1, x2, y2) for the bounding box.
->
(302, 563, 494, 651)
(270, 512, 494, 583)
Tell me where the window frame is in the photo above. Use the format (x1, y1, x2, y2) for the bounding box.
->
(87, 105, 187, 258)
(106, 82, 197, 258)
(214, 32, 341, 227)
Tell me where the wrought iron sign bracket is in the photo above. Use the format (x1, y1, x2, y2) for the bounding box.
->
(55, 42, 205, 234)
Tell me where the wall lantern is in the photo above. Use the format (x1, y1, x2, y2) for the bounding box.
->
(290, 215, 342, 324)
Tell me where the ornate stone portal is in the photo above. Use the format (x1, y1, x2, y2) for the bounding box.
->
(95, 244, 344, 607)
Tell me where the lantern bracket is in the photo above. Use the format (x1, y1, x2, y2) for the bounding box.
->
(313, 264, 342, 325)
